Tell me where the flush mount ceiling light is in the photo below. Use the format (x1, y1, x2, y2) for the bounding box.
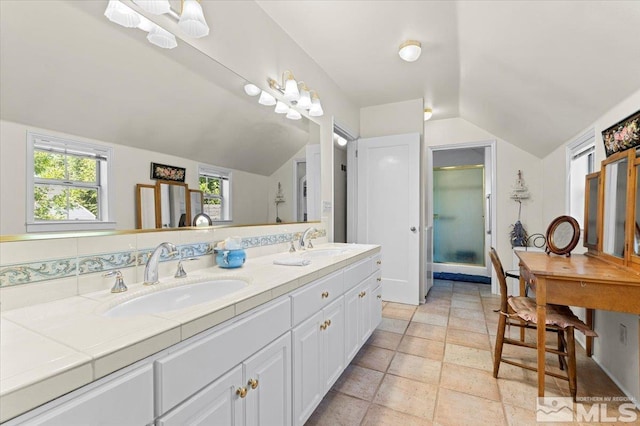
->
(398, 40, 421, 62)
(243, 83, 261, 97)
(104, 0, 210, 50)
(424, 108, 433, 121)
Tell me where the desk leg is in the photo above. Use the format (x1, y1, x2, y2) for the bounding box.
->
(536, 278, 547, 398)
(586, 309, 594, 357)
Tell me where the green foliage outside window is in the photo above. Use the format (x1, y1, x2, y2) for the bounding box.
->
(34, 150, 99, 220)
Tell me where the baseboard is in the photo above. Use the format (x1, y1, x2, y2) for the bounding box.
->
(591, 355, 640, 409)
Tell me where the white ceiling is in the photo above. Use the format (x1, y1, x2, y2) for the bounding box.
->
(257, 0, 640, 157)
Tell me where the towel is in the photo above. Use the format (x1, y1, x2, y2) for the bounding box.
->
(273, 257, 311, 266)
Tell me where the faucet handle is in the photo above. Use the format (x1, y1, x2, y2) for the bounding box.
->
(289, 241, 297, 253)
(175, 257, 198, 278)
(104, 270, 127, 293)
(307, 239, 314, 249)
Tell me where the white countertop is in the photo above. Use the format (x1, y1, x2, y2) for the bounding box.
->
(0, 243, 380, 422)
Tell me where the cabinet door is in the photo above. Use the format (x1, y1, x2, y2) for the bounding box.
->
(244, 333, 292, 426)
(24, 365, 154, 426)
(371, 283, 383, 331)
(292, 311, 324, 425)
(322, 298, 345, 392)
(156, 365, 243, 426)
(343, 284, 361, 363)
(358, 278, 373, 346)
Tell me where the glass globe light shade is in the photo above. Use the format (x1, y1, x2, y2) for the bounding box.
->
(179, 0, 209, 38)
(104, 0, 141, 28)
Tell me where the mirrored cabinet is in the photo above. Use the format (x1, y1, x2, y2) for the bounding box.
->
(584, 148, 640, 272)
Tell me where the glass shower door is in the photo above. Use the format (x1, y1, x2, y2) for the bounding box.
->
(433, 165, 485, 266)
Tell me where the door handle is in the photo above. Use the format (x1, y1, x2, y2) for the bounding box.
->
(485, 194, 492, 235)
(410, 227, 417, 233)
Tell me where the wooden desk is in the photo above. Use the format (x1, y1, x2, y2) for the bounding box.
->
(515, 251, 640, 398)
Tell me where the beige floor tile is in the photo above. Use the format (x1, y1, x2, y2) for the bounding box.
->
(387, 352, 442, 384)
(382, 303, 416, 320)
(434, 388, 506, 426)
(406, 323, 447, 342)
(361, 404, 432, 426)
(373, 375, 438, 420)
(397, 335, 445, 361)
(443, 343, 493, 372)
(453, 282, 480, 293)
(305, 391, 370, 426)
(352, 345, 395, 372)
(377, 317, 410, 334)
(450, 299, 484, 311)
(450, 307, 485, 321)
(439, 362, 501, 401)
(447, 315, 488, 334)
(497, 375, 563, 411)
(332, 365, 384, 401)
(451, 293, 482, 303)
(445, 328, 491, 350)
(411, 310, 449, 327)
(366, 330, 403, 351)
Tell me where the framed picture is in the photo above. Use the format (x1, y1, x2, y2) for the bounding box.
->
(150, 162, 186, 182)
(602, 109, 640, 157)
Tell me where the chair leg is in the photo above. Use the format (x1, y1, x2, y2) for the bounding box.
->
(493, 313, 507, 378)
(566, 327, 577, 401)
(557, 330, 565, 371)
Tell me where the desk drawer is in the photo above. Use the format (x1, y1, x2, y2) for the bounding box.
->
(291, 270, 343, 325)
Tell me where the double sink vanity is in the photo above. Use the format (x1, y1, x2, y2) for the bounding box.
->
(1, 243, 382, 425)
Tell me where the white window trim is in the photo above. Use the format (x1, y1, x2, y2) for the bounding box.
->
(26, 132, 115, 232)
(198, 164, 232, 223)
(565, 128, 595, 215)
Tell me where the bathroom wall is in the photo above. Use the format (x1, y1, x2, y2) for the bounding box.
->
(540, 88, 640, 404)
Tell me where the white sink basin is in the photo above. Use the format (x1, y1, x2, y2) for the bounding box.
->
(103, 279, 248, 318)
(301, 248, 349, 259)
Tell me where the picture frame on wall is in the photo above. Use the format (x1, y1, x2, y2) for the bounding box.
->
(602, 109, 640, 157)
(150, 162, 186, 182)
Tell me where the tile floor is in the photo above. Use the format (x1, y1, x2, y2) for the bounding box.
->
(305, 280, 636, 426)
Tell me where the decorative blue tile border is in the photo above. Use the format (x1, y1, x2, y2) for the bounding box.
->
(0, 229, 325, 287)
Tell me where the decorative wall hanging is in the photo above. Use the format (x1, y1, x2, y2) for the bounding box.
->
(150, 162, 186, 182)
(509, 170, 530, 247)
(602, 109, 640, 157)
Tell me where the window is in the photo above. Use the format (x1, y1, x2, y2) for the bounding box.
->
(567, 129, 595, 228)
(199, 166, 231, 221)
(27, 132, 114, 232)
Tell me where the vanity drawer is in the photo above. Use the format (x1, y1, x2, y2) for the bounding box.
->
(343, 257, 372, 292)
(371, 254, 382, 274)
(154, 297, 291, 416)
(291, 270, 343, 325)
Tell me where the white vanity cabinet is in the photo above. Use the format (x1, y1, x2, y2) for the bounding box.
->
(156, 332, 291, 426)
(5, 364, 154, 426)
(292, 297, 345, 425)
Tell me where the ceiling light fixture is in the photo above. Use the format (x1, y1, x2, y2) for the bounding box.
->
(258, 90, 276, 106)
(266, 71, 324, 117)
(274, 101, 289, 114)
(104, 0, 210, 50)
(244, 83, 261, 97)
(423, 108, 433, 121)
(399, 40, 421, 62)
(286, 109, 302, 120)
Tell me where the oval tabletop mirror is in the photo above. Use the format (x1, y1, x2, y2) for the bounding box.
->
(545, 215, 581, 256)
(193, 213, 213, 227)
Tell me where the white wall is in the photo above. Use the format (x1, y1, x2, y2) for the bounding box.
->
(0, 120, 270, 234)
(360, 99, 425, 138)
(267, 145, 308, 223)
(424, 117, 544, 275)
(540, 89, 640, 404)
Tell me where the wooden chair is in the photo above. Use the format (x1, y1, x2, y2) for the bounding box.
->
(490, 247, 596, 400)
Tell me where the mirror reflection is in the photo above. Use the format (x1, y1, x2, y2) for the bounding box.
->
(602, 156, 628, 258)
(585, 174, 599, 247)
(635, 165, 640, 255)
(0, 0, 320, 236)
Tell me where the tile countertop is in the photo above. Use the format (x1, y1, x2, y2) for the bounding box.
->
(0, 243, 380, 422)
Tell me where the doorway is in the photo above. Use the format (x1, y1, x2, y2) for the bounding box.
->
(333, 123, 356, 243)
(428, 142, 496, 283)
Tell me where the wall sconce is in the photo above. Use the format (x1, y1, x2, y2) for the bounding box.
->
(104, 0, 210, 50)
(267, 71, 324, 117)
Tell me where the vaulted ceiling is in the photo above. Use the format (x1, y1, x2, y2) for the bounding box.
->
(257, 1, 640, 157)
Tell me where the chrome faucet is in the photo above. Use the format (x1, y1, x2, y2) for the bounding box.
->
(144, 242, 178, 285)
(299, 227, 317, 250)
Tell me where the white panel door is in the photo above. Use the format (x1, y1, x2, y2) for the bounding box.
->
(356, 133, 420, 305)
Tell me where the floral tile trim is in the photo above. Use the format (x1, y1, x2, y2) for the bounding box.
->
(0, 229, 325, 287)
(0, 259, 77, 286)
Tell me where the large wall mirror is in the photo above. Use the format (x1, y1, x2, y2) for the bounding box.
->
(0, 0, 321, 236)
